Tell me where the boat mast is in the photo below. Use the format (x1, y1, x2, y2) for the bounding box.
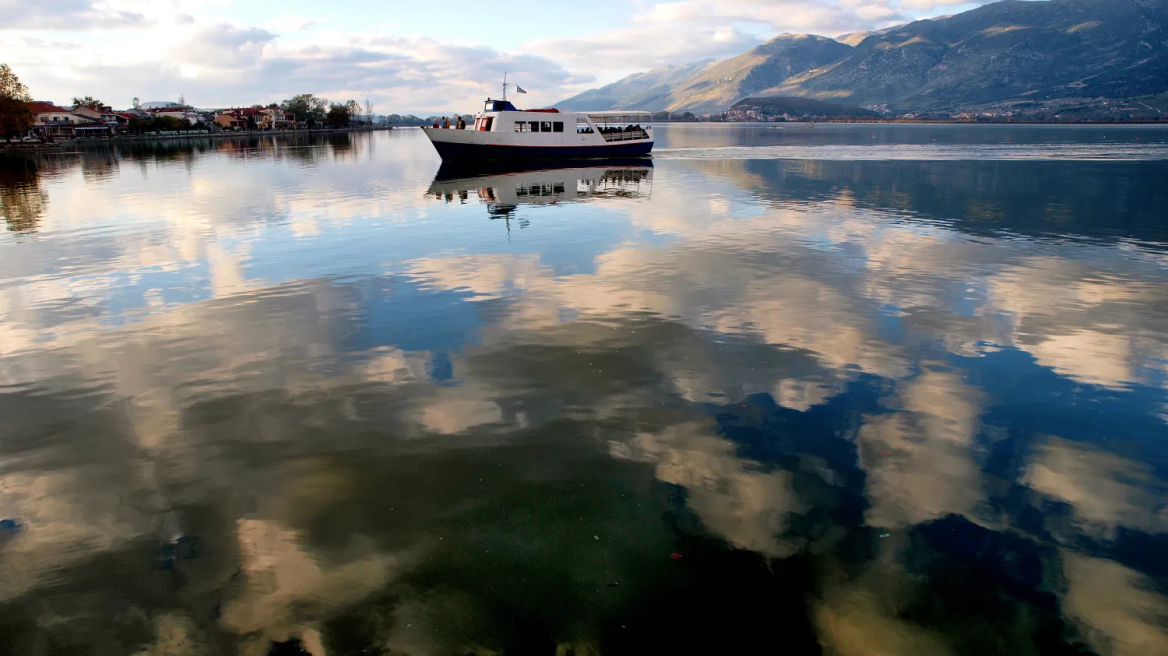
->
(503, 72, 507, 102)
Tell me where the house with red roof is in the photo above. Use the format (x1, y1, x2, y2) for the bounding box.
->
(27, 102, 78, 137)
(214, 105, 295, 131)
(213, 112, 246, 130)
(258, 105, 295, 129)
(73, 104, 121, 126)
(215, 107, 265, 130)
(26, 101, 115, 137)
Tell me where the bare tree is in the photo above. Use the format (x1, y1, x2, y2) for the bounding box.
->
(364, 99, 374, 124)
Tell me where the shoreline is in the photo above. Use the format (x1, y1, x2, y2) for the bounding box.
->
(1, 126, 392, 153)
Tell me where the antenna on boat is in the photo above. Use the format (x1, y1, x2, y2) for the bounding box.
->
(502, 71, 508, 101)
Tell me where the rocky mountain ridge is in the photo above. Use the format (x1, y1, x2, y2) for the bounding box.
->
(554, 0, 1168, 114)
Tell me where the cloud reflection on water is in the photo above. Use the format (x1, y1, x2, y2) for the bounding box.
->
(1, 129, 1167, 654)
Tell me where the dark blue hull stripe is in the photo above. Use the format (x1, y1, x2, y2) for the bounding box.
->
(429, 140, 653, 160)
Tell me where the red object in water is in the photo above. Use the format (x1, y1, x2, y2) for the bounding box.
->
(670, 552, 683, 560)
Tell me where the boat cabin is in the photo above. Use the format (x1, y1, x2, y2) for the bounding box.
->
(422, 96, 654, 159)
(471, 101, 651, 143)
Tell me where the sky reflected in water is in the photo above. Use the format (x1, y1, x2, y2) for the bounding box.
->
(2, 126, 1168, 656)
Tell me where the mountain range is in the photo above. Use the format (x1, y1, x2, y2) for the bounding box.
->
(555, 0, 1168, 115)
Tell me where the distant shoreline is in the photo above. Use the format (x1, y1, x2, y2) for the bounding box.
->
(1, 125, 393, 154)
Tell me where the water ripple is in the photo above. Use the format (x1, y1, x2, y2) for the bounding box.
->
(655, 142, 1168, 161)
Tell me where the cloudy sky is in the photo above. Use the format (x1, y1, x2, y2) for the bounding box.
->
(1, 0, 987, 112)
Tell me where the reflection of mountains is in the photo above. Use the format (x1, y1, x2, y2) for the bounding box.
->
(697, 158, 1168, 246)
(427, 162, 653, 217)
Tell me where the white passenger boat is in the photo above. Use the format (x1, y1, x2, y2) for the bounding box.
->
(422, 99, 654, 160)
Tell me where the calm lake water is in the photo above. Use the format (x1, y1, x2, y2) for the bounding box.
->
(2, 124, 1168, 656)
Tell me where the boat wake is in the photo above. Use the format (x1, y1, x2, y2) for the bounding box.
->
(653, 143, 1168, 161)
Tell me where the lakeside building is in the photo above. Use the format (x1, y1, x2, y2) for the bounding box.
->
(147, 106, 203, 124)
(139, 101, 184, 110)
(27, 101, 115, 137)
(258, 105, 296, 129)
(214, 112, 246, 130)
(73, 104, 123, 127)
(213, 105, 296, 130)
(19, 96, 374, 139)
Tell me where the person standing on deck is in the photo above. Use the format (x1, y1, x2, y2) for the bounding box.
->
(442, 117, 450, 129)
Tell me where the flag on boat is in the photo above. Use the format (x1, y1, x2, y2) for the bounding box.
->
(515, 85, 527, 94)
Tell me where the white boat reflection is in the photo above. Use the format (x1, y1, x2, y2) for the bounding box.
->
(427, 161, 652, 219)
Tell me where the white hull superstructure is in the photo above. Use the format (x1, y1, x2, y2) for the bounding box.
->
(422, 100, 653, 160)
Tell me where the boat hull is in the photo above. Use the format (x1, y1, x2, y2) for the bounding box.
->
(426, 135, 653, 160)
(432, 158, 653, 181)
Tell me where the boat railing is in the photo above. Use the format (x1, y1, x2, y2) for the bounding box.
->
(599, 128, 650, 143)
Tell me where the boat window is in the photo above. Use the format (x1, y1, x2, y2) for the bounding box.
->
(552, 122, 564, 133)
(514, 121, 530, 133)
(541, 122, 552, 132)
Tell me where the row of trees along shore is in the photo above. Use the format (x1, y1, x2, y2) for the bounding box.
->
(280, 95, 471, 127)
(279, 95, 368, 127)
(1, 64, 33, 138)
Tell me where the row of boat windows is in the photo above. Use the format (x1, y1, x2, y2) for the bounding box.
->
(516, 182, 567, 197)
(514, 121, 565, 133)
